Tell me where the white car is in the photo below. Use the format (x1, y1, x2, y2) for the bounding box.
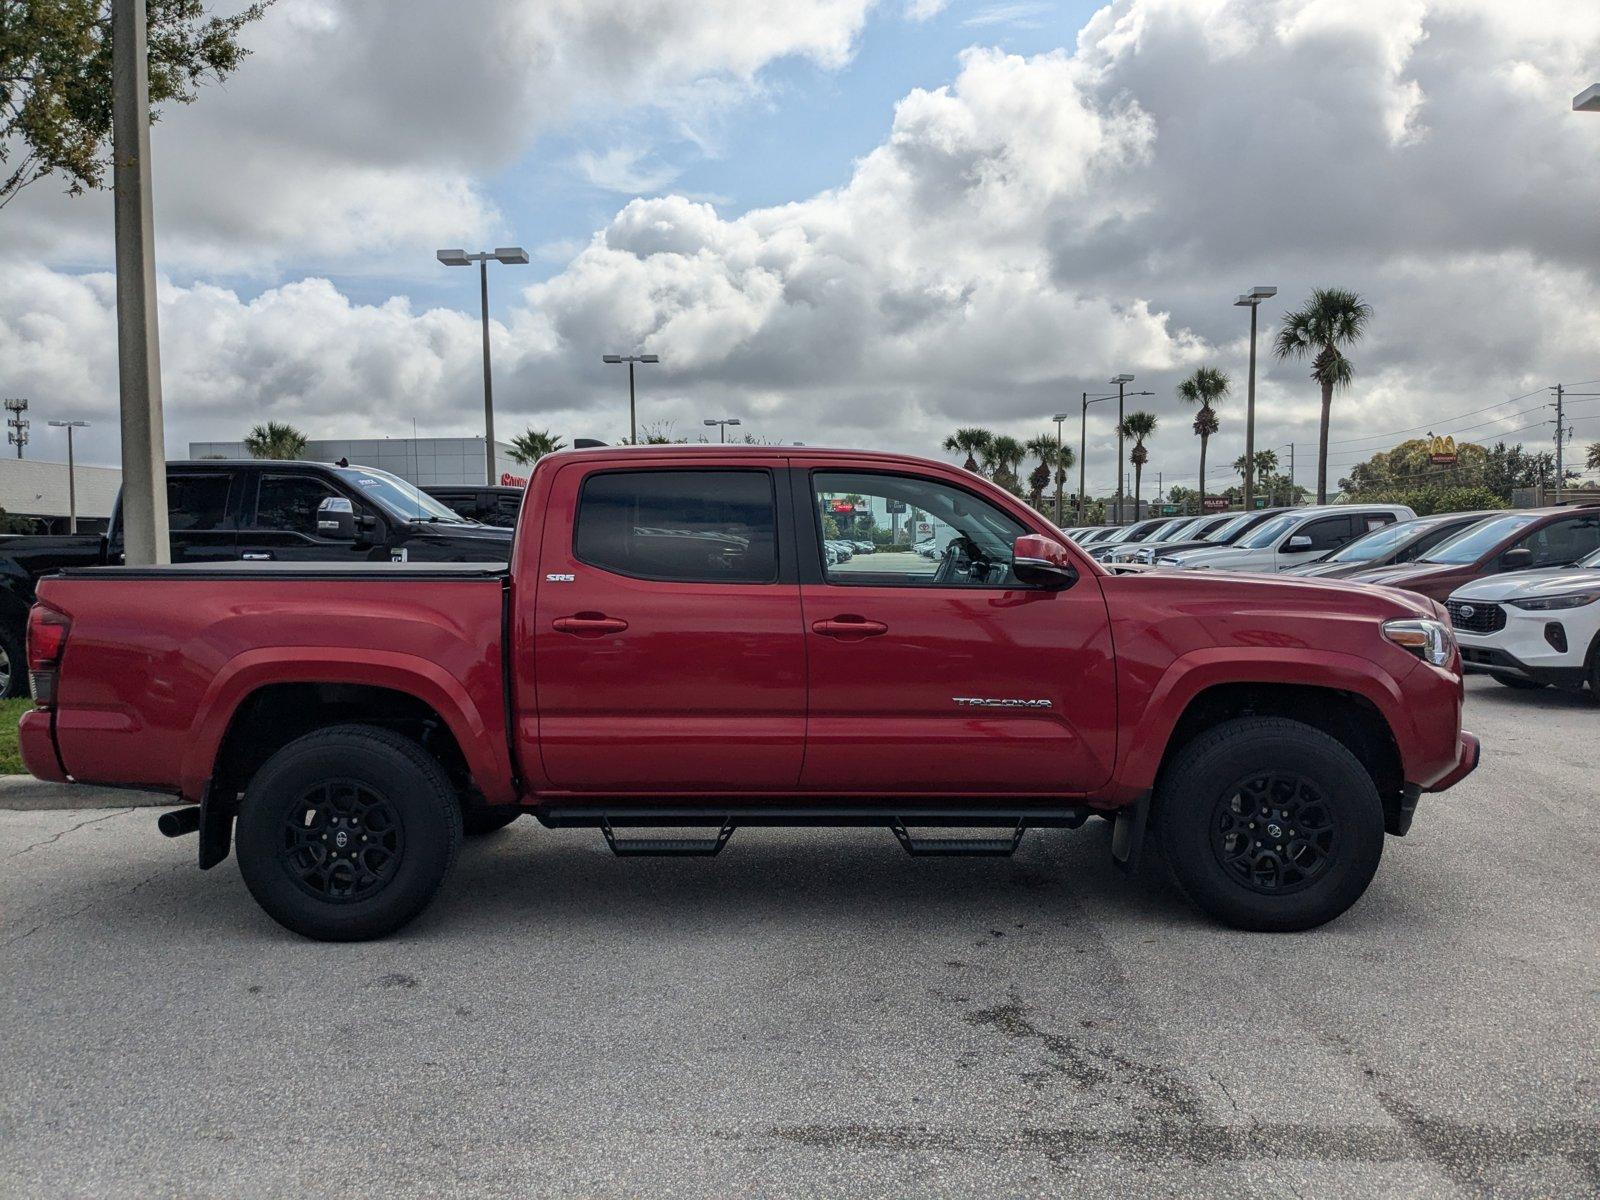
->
(1157, 504, 1417, 573)
(1445, 546, 1600, 694)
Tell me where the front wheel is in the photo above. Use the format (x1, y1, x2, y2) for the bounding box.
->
(235, 724, 463, 941)
(1157, 718, 1385, 932)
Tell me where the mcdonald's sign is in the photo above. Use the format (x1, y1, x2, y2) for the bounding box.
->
(1426, 434, 1458, 466)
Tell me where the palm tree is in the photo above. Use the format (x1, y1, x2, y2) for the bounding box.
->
(986, 435, 1026, 493)
(1177, 366, 1229, 508)
(244, 421, 308, 461)
(943, 427, 993, 473)
(1273, 287, 1373, 503)
(1023, 435, 1060, 508)
(1233, 448, 1278, 481)
(508, 428, 566, 466)
(1118, 411, 1158, 519)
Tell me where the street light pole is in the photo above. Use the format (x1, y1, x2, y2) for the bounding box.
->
(1052, 411, 1070, 526)
(1233, 286, 1277, 512)
(47, 421, 90, 533)
(602, 354, 661, 443)
(113, 0, 169, 564)
(436, 246, 529, 483)
(1079, 389, 1150, 524)
(703, 417, 742, 443)
(1110, 374, 1134, 524)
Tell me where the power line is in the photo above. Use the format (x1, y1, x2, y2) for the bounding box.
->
(1322, 386, 1551, 448)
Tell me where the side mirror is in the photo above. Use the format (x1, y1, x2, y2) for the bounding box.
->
(316, 496, 357, 541)
(1283, 534, 1314, 552)
(1012, 534, 1077, 588)
(1500, 547, 1533, 571)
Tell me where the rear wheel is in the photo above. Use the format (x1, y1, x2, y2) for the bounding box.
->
(1493, 675, 1546, 691)
(1157, 718, 1385, 932)
(0, 622, 26, 699)
(235, 724, 462, 941)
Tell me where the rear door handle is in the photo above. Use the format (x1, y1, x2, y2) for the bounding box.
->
(242, 552, 273, 560)
(553, 614, 630, 637)
(811, 615, 888, 639)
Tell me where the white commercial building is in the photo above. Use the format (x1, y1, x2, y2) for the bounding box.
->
(187, 436, 525, 487)
(0, 457, 122, 532)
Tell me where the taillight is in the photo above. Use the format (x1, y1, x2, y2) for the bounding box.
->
(26, 604, 70, 705)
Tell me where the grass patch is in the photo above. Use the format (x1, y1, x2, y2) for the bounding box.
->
(1, 698, 34, 775)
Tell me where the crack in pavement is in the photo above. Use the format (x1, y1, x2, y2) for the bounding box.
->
(7, 809, 134, 858)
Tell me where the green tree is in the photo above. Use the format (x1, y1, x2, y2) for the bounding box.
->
(1023, 434, 1062, 508)
(507, 427, 565, 466)
(1177, 366, 1229, 507)
(985, 434, 1026, 494)
(243, 420, 306, 460)
(1, 0, 274, 209)
(1118, 411, 1158, 518)
(1233, 448, 1278, 482)
(1588, 442, 1600, 472)
(942, 427, 993, 473)
(1273, 287, 1372, 504)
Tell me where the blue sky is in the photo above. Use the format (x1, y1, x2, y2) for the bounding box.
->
(331, 1, 1105, 312)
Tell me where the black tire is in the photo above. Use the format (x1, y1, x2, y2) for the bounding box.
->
(235, 724, 463, 941)
(462, 807, 520, 837)
(0, 621, 26, 699)
(1156, 717, 1385, 932)
(1493, 675, 1546, 691)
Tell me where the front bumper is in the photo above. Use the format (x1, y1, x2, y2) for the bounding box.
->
(1423, 730, 1480, 794)
(1458, 644, 1587, 689)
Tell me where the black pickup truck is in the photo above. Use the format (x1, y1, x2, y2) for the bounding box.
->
(0, 459, 512, 696)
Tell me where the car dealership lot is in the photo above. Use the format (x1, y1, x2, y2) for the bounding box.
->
(1, 678, 1594, 1198)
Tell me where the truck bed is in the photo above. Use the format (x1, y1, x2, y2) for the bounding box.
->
(31, 563, 513, 802)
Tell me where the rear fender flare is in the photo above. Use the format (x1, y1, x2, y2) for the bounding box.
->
(179, 647, 514, 804)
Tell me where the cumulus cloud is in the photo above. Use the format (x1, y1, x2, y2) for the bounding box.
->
(4, 0, 1599, 489)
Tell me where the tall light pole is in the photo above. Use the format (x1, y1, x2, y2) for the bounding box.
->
(48, 420, 90, 532)
(1575, 84, 1600, 112)
(703, 417, 742, 443)
(1233, 286, 1277, 513)
(1078, 390, 1150, 524)
(437, 246, 528, 483)
(1110, 374, 1135, 524)
(602, 354, 660, 444)
(113, 0, 169, 564)
(1052, 411, 1070, 525)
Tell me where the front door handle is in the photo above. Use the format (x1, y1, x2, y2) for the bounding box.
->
(811, 615, 888, 639)
(553, 613, 630, 637)
(242, 552, 273, 560)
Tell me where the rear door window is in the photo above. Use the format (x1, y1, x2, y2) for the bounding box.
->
(167, 473, 233, 531)
(574, 470, 778, 583)
(1298, 515, 1356, 552)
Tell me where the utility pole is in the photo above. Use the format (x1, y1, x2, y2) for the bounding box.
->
(1110, 374, 1134, 524)
(1287, 442, 1295, 505)
(113, 0, 170, 564)
(1156, 471, 1163, 511)
(1548, 387, 1561, 505)
(48, 420, 91, 533)
(4, 398, 28, 458)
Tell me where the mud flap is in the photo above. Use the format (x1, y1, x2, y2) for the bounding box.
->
(1111, 790, 1151, 875)
(197, 781, 233, 870)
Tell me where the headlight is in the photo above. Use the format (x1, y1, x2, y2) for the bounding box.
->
(1382, 618, 1455, 667)
(1507, 590, 1600, 611)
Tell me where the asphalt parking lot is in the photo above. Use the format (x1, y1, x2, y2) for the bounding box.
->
(2, 676, 1595, 1198)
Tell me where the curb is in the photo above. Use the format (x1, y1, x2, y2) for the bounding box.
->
(0, 776, 174, 811)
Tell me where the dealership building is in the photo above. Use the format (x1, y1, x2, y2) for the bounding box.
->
(187, 436, 527, 488)
(0, 457, 122, 533)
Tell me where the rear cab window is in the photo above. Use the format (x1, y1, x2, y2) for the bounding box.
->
(573, 469, 778, 583)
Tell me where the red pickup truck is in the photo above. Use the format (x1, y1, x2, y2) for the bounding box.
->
(19, 446, 1478, 940)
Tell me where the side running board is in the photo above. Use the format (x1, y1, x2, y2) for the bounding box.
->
(600, 819, 735, 857)
(890, 819, 1025, 857)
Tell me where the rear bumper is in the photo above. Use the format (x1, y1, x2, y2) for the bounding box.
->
(1423, 730, 1480, 794)
(17, 708, 68, 783)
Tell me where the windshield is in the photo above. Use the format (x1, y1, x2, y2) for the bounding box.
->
(1580, 547, 1600, 569)
(1205, 512, 1258, 542)
(1145, 517, 1192, 541)
(1325, 520, 1421, 563)
(1421, 512, 1539, 564)
(333, 466, 475, 524)
(1236, 512, 1300, 550)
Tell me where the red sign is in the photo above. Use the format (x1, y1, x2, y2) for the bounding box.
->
(500, 472, 528, 487)
(829, 501, 855, 512)
(1202, 496, 1229, 511)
